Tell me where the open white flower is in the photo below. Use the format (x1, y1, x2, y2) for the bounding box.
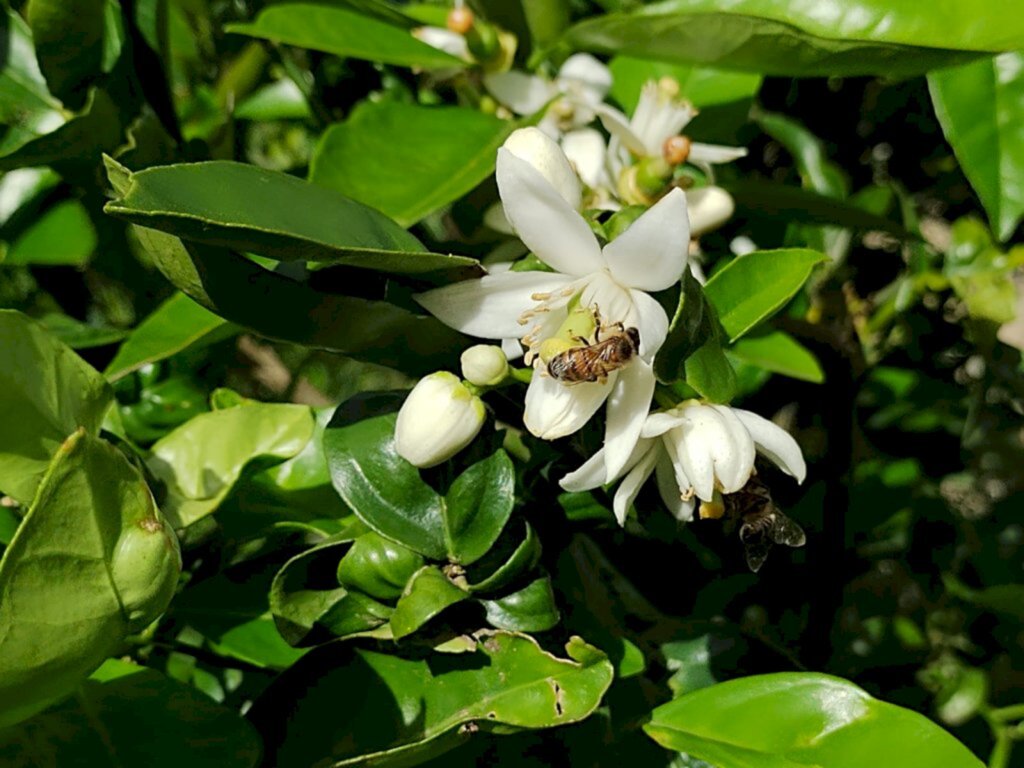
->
(599, 78, 747, 179)
(561, 401, 806, 525)
(484, 54, 612, 136)
(417, 127, 689, 479)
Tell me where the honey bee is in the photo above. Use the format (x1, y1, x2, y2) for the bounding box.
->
(726, 476, 806, 572)
(546, 321, 641, 384)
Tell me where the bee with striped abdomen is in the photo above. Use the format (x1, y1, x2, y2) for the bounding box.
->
(546, 321, 641, 385)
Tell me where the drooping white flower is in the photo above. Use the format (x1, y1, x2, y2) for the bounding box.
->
(484, 54, 612, 136)
(395, 372, 486, 468)
(599, 78, 748, 178)
(461, 344, 509, 387)
(561, 401, 806, 525)
(417, 127, 690, 478)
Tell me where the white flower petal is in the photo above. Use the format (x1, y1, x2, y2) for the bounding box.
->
(413, 27, 470, 61)
(502, 127, 582, 210)
(484, 71, 555, 115)
(641, 410, 687, 438)
(686, 186, 735, 237)
(656, 452, 695, 521)
(597, 105, 648, 156)
(689, 142, 748, 165)
(560, 128, 608, 190)
(523, 370, 611, 439)
(415, 271, 572, 339)
(602, 188, 690, 292)
(501, 337, 524, 359)
(483, 201, 514, 234)
(496, 148, 604, 276)
(673, 410, 723, 501)
(709, 405, 756, 493)
(629, 288, 670, 359)
(631, 82, 696, 156)
(733, 409, 807, 483)
(612, 447, 658, 525)
(661, 433, 693, 499)
(603, 359, 655, 480)
(559, 447, 607, 492)
(557, 53, 613, 103)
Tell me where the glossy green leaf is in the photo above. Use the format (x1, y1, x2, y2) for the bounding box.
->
(609, 56, 761, 112)
(0, 10, 64, 159)
(644, 673, 984, 768)
(271, 538, 393, 646)
(26, 0, 107, 107)
(389, 566, 470, 639)
(0, 431, 181, 728)
(325, 406, 516, 563)
(311, 100, 513, 227)
(663, 635, 719, 696)
(147, 402, 315, 528)
(247, 632, 614, 767)
(729, 331, 824, 383)
(105, 292, 232, 381)
(929, 52, 1024, 241)
(480, 576, 560, 632)
(337, 530, 426, 601)
(105, 160, 480, 277)
(944, 573, 1024, 621)
(0, 310, 113, 503)
(235, 78, 311, 121)
(4, 199, 96, 266)
(565, 0, 1024, 77)
(125, 227, 465, 374)
(0, 663, 260, 767)
(467, 520, 542, 594)
(654, 270, 712, 384)
(684, 332, 738, 404)
(35, 313, 128, 349)
(226, 5, 463, 69)
(704, 249, 826, 342)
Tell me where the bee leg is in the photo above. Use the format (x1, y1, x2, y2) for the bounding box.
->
(573, 336, 590, 346)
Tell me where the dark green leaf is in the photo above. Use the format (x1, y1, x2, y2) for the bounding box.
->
(0, 431, 181, 728)
(645, 673, 984, 768)
(389, 565, 469, 639)
(147, 402, 315, 528)
(728, 331, 824, 383)
(104, 159, 480, 277)
(0, 10, 64, 158)
(703, 249, 826, 342)
(0, 663, 260, 767)
(654, 270, 711, 383)
(443, 450, 515, 565)
(26, 0, 107, 107)
(929, 52, 1024, 241)
(311, 100, 513, 227)
(0, 311, 113, 503)
(684, 332, 738, 403)
(467, 520, 542, 594)
(337, 530, 426, 601)
(226, 4, 464, 69)
(104, 292, 232, 381)
(247, 632, 614, 767)
(565, 0, 1024, 77)
(36, 313, 128, 350)
(480, 576, 560, 632)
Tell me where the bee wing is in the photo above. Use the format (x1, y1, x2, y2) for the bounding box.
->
(770, 514, 806, 548)
(743, 538, 772, 572)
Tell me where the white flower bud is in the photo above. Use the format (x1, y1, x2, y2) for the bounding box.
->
(685, 186, 735, 237)
(395, 372, 485, 468)
(460, 345, 508, 387)
(502, 127, 582, 210)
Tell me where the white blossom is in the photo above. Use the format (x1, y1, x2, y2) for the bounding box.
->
(561, 401, 806, 525)
(395, 372, 485, 468)
(461, 344, 509, 387)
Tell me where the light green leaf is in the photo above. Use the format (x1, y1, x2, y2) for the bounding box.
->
(26, 0, 107, 107)
(247, 632, 614, 767)
(609, 56, 761, 112)
(0, 311, 113, 504)
(0, 431, 181, 728)
(929, 52, 1024, 241)
(684, 332, 738, 404)
(147, 402, 315, 528)
(4, 199, 96, 266)
(104, 292, 232, 381)
(0, 10, 64, 159)
(565, 0, 1024, 77)
(227, 4, 464, 69)
(644, 673, 984, 768)
(35, 313, 127, 350)
(703, 249, 826, 342)
(311, 100, 513, 227)
(234, 78, 311, 121)
(728, 331, 824, 383)
(104, 160, 480, 277)
(0, 664, 260, 767)
(390, 566, 470, 639)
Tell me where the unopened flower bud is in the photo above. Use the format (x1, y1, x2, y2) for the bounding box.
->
(686, 186, 736, 236)
(662, 135, 692, 165)
(461, 345, 509, 386)
(395, 372, 486, 468)
(446, 6, 474, 34)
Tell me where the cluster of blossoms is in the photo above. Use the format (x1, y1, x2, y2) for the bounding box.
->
(395, 47, 805, 527)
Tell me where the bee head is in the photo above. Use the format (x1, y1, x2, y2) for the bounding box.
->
(626, 327, 641, 350)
